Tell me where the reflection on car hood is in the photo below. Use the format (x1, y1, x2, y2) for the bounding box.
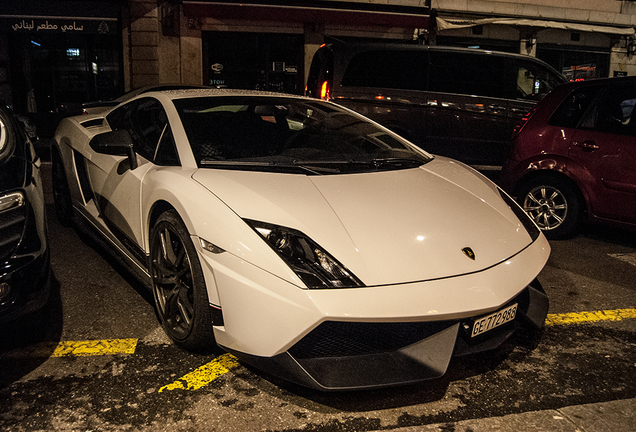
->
(192, 158, 533, 286)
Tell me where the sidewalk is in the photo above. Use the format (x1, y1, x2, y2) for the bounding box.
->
(382, 398, 635, 432)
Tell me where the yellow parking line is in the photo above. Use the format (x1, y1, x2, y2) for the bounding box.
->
(4, 338, 139, 358)
(52, 338, 138, 357)
(6, 309, 633, 390)
(545, 308, 636, 326)
(158, 353, 240, 392)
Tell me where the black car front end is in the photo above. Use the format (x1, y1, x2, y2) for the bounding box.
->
(0, 105, 50, 327)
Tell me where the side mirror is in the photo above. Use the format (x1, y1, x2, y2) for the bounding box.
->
(90, 129, 138, 170)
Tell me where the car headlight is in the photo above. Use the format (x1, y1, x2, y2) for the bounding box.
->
(498, 188, 541, 241)
(245, 219, 364, 289)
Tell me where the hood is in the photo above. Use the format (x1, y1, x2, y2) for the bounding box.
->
(192, 159, 534, 286)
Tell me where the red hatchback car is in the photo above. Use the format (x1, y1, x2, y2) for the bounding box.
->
(499, 76, 636, 239)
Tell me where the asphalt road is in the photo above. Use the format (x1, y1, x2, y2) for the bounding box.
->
(1, 165, 635, 431)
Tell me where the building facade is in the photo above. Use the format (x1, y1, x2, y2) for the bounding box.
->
(0, 1, 124, 136)
(134, 0, 635, 92)
(125, 0, 433, 93)
(1, 0, 635, 138)
(432, 0, 636, 80)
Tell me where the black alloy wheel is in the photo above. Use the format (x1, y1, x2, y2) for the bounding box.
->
(150, 210, 215, 351)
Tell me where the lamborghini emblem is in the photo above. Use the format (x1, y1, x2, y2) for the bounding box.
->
(462, 247, 475, 260)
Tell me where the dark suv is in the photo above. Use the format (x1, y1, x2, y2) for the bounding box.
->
(306, 42, 564, 171)
(499, 76, 636, 239)
(0, 104, 50, 329)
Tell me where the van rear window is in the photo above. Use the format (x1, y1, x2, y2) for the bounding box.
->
(428, 52, 506, 98)
(341, 50, 427, 91)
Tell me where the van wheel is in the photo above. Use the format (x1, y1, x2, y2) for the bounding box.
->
(149, 210, 215, 352)
(517, 177, 582, 239)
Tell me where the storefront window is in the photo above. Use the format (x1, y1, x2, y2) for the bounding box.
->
(8, 31, 122, 137)
(204, 32, 303, 95)
(537, 47, 609, 81)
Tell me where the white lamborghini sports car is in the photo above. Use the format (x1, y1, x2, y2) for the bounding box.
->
(52, 89, 550, 391)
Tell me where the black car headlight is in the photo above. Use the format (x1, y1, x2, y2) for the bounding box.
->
(0, 191, 27, 262)
(498, 188, 541, 241)
(0, 191, 25, 213)
(245, 219, 364, 289)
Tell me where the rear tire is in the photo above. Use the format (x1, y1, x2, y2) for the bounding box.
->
(149, 210, 215, 352)
(517, 177, 583, 239)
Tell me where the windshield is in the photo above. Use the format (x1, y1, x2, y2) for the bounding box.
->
(173, 96, 431, 174)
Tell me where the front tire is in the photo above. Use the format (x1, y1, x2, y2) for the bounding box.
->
(518, 177, 583, 239)
(149, 210, 215, 351)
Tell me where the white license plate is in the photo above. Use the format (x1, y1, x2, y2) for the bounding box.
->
(471, 303, 518, 337)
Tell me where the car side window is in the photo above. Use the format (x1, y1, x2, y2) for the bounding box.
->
(515, 60, 563, 101)
(428, 52, 505, 98)
(106, 101, 134, 134)
(341, 50, 427, 91)
(106, 97, 175, 162)
(549, 87, 599, 129)
(621, 98, 636, 137)
(154, 123, 180, 166)
(579, 85, 636, 137)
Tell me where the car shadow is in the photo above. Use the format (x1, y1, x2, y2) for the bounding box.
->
(0, 201, 155, 391)
(578, 223, 636, 248)
(545, 223, 636, 293)
(69, 218, 155, 306)
(0, 271, 64, 389)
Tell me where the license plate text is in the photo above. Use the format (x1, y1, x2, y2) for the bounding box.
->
(471, 303, 518, 337)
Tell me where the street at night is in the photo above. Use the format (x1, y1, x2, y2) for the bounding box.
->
(0, 163, 634, 431)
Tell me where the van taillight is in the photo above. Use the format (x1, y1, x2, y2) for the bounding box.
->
(512, 108, 536, 139)
(320, 81, 330, 100)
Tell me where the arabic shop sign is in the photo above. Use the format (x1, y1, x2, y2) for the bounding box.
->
(2, 17, 116, 35)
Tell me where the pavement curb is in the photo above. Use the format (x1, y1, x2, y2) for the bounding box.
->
(381, 398, 636, 432)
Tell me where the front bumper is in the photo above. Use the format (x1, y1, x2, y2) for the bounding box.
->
(225, 279, 548, 390)
(0, 179, 51, 324)
(204, 228, 550, 390)
(0, 250, 51, 325)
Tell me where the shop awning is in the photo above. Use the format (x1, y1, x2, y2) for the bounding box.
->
(436, 17, 635, 36)
(183, 1, 430, 29)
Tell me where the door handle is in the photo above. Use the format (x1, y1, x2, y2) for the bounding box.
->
(572, 140, 599, 151)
